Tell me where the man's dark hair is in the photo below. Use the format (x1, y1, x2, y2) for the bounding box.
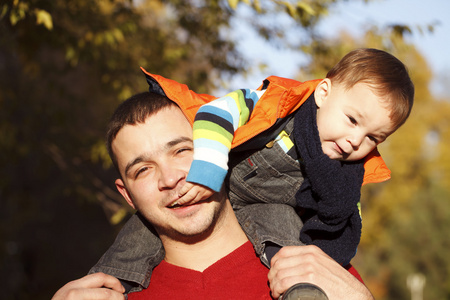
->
(106, 92, 176, 172)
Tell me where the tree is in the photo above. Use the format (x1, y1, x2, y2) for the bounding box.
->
(0, 1, 243, 298)
(358, 30, 450, 300)
(2, 0, 441, 299)
(298, 28, 450, 299)
(0, 0, 336, 298)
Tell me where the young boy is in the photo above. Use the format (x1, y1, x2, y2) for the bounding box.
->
(90, 48, 414, 294)
(174, 47, 413, 264)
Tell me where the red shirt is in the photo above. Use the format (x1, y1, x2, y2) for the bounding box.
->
(346, 264, 364, 283)
(128, 241, 365, 299)
(128, 241, 271, 299)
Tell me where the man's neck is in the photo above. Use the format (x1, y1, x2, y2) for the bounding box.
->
(161, 201, 249, 272)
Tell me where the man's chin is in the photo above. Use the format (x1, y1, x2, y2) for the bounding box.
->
(161, 218, 216, 245)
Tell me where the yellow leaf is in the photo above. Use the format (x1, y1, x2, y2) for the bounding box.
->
(10, 13, 18, 25)
(284, 2, 296, 18)
(35, 9, 53, 30)
(228, 0, 239, 9)
(253, 0, 261, 13)
(10, 10, 23, 25)
(105, 31, 114, 44)
(1, 4, 8, 19)
(113, 28, 124, 43)
(110, 208, 128, 225)
(297, 2, 315, 16)
(65, 46, 76, 61)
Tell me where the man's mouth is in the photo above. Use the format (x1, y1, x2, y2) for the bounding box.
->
(167, 198, 211, 209)
(168, 200, 182, 208)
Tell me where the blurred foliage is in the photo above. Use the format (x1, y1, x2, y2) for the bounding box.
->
(360, 30, 450, 300)
(298, 27, 450, 299)
(1, 0, 448, 299)
(0, 0, 241, 298)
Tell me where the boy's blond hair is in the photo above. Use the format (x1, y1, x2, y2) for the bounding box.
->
(327, 48, 414, 131)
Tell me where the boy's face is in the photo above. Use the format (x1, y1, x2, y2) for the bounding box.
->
(315, 79, 394, 161)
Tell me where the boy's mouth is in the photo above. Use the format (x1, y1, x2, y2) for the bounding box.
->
(334, 142, 344, 155)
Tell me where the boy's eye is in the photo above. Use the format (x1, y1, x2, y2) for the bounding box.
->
(348, 116, 357, 124)
(368, 136, 378, 143)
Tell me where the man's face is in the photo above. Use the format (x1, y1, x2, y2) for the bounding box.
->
(112, 106, 226, 242)
(315, 80, 394, 161)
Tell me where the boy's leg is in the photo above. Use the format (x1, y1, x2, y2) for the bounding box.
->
(228, 116, 305, 258)
(89, 213, 164, 292)
(228, 140, 303, 209)
(236, 204, 328, 300)
(235, 203, 304, 262)
(280, 283, 329, 300)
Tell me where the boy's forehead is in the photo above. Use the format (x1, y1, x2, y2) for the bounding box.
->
(345, 83, 395, 133)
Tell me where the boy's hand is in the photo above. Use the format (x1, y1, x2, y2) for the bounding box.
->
(176, 182, 214, 206)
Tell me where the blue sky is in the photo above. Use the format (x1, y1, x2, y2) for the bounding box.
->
(226, 0, 450, 97)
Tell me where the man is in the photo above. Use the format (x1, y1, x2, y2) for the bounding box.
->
(52, 91, 374, 299)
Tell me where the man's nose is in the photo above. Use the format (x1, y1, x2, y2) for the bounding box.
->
(157, 163, 185, 190)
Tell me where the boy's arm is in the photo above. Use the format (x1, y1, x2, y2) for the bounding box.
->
(186, 89, 264, 192)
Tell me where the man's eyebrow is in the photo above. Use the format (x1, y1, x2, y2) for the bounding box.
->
(165, 136, 193, 149)
(124, 136, 193, 177)
(125, 156, 147, 177)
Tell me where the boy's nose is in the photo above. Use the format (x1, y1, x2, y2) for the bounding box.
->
(347, 133, 364, 149)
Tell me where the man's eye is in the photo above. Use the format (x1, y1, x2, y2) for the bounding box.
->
(177, 147, 192, 154)
(135, 167, 148, 178)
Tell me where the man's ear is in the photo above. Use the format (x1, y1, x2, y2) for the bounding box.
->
(115, 178, 136, 209)
(314, 78, 331, 108)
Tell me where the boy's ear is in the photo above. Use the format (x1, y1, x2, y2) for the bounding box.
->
(314, 78, 331, 108)
(115, 178, 136, 209)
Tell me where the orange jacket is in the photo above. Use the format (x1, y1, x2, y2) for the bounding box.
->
(141, 67, 391, 185)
